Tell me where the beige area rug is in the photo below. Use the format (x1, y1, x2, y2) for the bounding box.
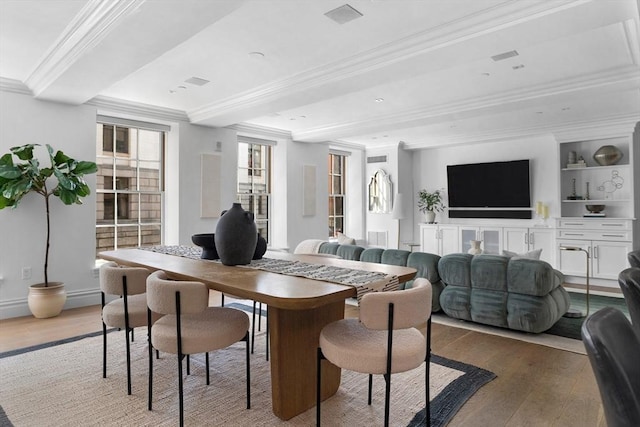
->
(432, 313, 587, 355)
(0, 320, 494, 426)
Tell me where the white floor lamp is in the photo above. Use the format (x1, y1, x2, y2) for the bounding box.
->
(392, 193, 406, 249)
(560, 245, 590, 318)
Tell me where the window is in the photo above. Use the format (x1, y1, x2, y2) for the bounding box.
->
(96, 123, 164, 255)
(328, 153, 346, 238)
(237, 140, 271, 243)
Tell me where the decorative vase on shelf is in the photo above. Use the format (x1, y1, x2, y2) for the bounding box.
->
(593, 145, 623, 166)
(468, 240, 483, 255)
(215, 203, 258, 265)
(424, 211, 436, 224)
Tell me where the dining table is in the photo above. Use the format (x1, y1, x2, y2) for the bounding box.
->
(98, 248, 417, 420)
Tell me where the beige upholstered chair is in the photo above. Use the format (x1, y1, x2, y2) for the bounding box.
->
(146, 270, 251, 426)
(317, 278, 433, 427)
(100, 261, 153, 395)
(221, 294, 269, 360)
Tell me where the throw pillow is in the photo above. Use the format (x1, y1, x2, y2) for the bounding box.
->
(502, 249, 542, 260)
(336, 232, 356, 245)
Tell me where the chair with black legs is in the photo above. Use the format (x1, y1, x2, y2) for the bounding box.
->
(317, 278, 433, 427)
(221, 294, 269, 360)
(581, 306, 640, 427)
(146, 270, 251, 427)
(618, 268, 640, 340)
(100, 261, 153, 395)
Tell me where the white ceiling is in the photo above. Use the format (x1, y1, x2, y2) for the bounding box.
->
(1, 0, 639, 149)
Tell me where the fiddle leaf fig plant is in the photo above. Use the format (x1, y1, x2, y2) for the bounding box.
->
(0, 144, 97, 285)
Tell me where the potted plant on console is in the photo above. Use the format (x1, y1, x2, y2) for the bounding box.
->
(0, 144, 97, 318)
(418, 189, 445, 224)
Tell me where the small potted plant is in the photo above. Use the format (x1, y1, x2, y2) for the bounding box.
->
(0, 144, 97, 318)
(417, 189, 445, 223)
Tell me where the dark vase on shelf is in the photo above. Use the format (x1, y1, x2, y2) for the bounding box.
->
(215, 203, 258, 265)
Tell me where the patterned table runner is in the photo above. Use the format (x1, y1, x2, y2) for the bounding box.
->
(140, 245, 400, 301)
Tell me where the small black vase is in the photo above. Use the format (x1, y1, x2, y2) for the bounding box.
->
(253, 234, 267, 260)
(191, 233, 219, 260)
(215, 203, 258, 265)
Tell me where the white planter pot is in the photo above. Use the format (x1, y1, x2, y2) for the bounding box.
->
(27, 282, 66, 318)
(424, 211, 436, 223)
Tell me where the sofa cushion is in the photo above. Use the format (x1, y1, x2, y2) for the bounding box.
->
(381, 249, 410, 266)
(360, 248, 384, 263)
(438, 253, 473, 288)
(503, 249, 542, 260)
(318, 242, 340, 255)
(507, 258, 561, 296)
(336, 244, 365, 261)
(470, 288, 508, 328)
(471, 255, 509, 292)
(336, 232, 356, 245)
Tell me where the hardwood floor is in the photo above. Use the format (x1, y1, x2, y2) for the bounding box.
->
(0, 292, 606, 426)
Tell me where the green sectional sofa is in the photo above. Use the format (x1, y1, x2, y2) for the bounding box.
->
(302, 241, 569, 332)
(316, 242, 444, 312)
(438, 253, 570, 333)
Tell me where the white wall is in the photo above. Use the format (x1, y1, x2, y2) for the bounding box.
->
(411, 134, 560, 240)
(173, 123, 238, 245)
(0, 92, 99, 318)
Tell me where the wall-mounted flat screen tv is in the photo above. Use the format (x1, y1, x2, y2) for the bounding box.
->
(447, 160, 531, 209)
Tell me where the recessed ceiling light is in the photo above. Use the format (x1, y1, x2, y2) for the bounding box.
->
(512, 64, 525, 70)
(178, 85, 187, 90)
(375, 98, 384, 103)
(184, 77, 210, 86)
(248, 51, 265, 59)
(536, 111, 543, 114)
(481, 72, 491, 77)
(491, 50, 519, 62)
(325, 4, 363, 25)
(562, 107, 571, 111)
(169, 90, 176, 94)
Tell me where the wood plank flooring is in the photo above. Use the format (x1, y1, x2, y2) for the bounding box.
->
(0, 292, 606, 426)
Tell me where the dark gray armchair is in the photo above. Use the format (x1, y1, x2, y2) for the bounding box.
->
(628, 250, 640, 268)
(618, 268, 640, 341)
(581, 307, 640, 427)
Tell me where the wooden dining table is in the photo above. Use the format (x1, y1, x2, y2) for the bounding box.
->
(98, 248, 417, 420)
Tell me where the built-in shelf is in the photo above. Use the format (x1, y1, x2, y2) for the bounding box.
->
(562, 199, 631, 203)
(561, 164, 629, 172)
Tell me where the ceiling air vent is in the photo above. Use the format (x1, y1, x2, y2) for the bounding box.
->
(325, 4, 363, 24)
(367, 155, 387, 164)
(184, 77, 210, 86)
(491, 50, 519, 62)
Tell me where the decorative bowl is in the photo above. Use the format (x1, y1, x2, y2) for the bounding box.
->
(191, 233, 219, 260)
(585, 204, 605, 214)
(593, 145, 623, 166)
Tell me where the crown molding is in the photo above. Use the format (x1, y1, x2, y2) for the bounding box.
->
(228, 123, 292, 140)
(292, 66, 640, 142)
(188, 0, 585, 123)
(87, 95, 188, 123)
(400, 113, 639, 150)
(25, 0, 146, 97)
(0, 77, 32, 96)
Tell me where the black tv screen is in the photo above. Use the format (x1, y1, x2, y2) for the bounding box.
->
(447, 160, 531, 208)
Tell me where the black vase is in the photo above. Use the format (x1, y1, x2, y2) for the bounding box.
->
(191, 233, 219, 260)
(215, 203, 258, 265)
(253, 234, 267, 260)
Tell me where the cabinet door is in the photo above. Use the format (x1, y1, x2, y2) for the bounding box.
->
(556, 239, 591, 277)
(439, 226, 460, 255)
(530, 228, 556, 266)
(592, 241, 632, 279)
(459, 227, 478, 253)
(479, 227, 502, 255)
(420, 225, 440, 254)
(503, 227, 529, 255)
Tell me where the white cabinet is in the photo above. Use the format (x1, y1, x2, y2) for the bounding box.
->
(420, 224, 459, 255)
(458, 226, 502, 255)
(557, 238, 632, 280)
(556, 218, 633, 280)
(503, 227, 556, 265)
